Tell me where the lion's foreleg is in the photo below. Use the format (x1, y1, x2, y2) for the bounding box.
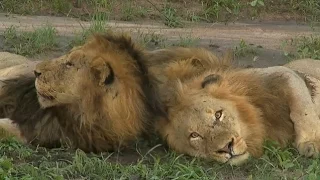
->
(253, 66, 320, 158)
(0, 118, 26, 143)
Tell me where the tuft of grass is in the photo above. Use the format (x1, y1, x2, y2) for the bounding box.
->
(234, 39, 258, 58)
(249, 0, 265, 7)
(121, 1, 148, 21)
(52, 0, 72, 14)
(162, 3, 183, 28)
(71, 12, 109, 46)
(173, 35, 200, 47)
(294, 35, 320, 60)
(0, 156, 14, 179)
(187, 11, 203, 22)
(0, 0, 319, 24)
(136, 31, 168, 48)
(121, 2, 136, 21)
(0, 0, 39, 15)
(282, 35, 320, 60)
(90, 0, 114, 9)
(3, 25, 58, 56)
(292, 0, 320, 23)
(203, 0, 241, 21)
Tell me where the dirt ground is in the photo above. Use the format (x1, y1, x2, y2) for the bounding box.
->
(0, 13, 319, 68)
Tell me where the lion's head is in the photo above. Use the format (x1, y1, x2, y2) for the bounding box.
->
(157, 58, 294, 165)
(35, 34, 147, 108)
(33, 33, 160, 149)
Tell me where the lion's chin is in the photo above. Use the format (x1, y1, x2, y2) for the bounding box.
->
(37, 93, 57, 108)
(226, 152, 250, 166)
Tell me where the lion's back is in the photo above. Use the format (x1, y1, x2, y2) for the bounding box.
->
(0, 52, 31, 69)
(284, 58, 320, 80)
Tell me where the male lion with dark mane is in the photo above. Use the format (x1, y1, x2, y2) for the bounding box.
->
(155, 54, 320, 165)
(0, 33, 162, 152)
(0, 32, 232, 152)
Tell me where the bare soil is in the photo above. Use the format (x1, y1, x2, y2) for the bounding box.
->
(0, 13, 319, 68)
(1, 0, 316, 23)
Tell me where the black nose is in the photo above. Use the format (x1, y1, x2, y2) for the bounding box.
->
(217, 138, 234, 154)
(34, 70, 41, 78)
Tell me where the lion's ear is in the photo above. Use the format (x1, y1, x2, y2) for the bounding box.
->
(190, 58, 204, 68)
(90, 57, 114, 86)
(201, 74, 221, 88)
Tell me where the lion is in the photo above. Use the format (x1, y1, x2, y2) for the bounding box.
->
(155, 55, 320, 165)
(284, 58, 320, 80)
(0, 33, 233, 152)
(0, 33, 162, 152)
(0, 52, 31, 69)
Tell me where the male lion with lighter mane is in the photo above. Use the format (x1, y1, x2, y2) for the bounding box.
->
(155, 54, 320, 165)
(0, 33, 163, 152)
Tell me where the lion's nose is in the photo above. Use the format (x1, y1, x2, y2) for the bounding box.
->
(217, 138, 234, 154)
(34, 70, 41, 78)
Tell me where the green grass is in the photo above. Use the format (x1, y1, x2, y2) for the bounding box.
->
(136, 31, 168, 49)
(3, 25, 58, 56)
(186, 11, 202, 22)
(173, 35, 200, 47)
(294, 35, 320, 60)
(52, 0, 72, 14)
(203, 0, 241, 21)
(162, 3, 184, 28)
(0, 0, 319, 27)
(1, 137, 320, 179)
(120, 1, 148, 21)
(282, 35, 320, 60)
(233, 39, 259, 58)
(70, 12, 109, 47)
(290, 0, 320, 23)
(202, 0, 320, 23)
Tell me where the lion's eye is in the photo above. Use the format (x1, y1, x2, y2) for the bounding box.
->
(190, 132, 200, 138)
(65, 62, 74, 68)
(215, 110, 223, 120)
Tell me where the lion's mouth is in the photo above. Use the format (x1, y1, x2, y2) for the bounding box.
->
(37, 92, 55, 100)
(224, 151, 249, 165)
(229, 152, 247, 159)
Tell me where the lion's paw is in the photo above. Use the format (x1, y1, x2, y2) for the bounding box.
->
(296, 141, 319, 158)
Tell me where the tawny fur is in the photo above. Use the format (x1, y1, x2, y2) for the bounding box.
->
(156, 55, 320, 165)
(284, 58, 320, 80)
(145, 48, 233, 82)
(0, 52, 30, 69)
(0, 33, 162, 152)
(0, 118, 26, 143)
(145, 48, 234, 109)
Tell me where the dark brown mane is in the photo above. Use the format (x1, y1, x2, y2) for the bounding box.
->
(0, 76, 38, 119)
(0, 76, 62, 148)
(93, 33, 164, 117)
(0, 32, 164, 152)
